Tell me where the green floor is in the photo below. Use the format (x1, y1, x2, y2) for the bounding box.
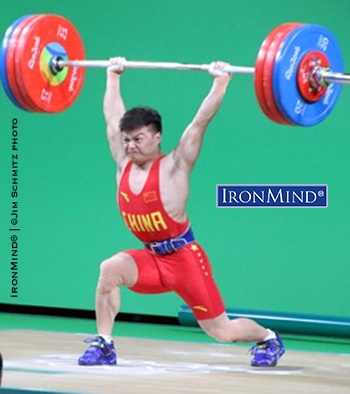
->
(1, 312, 350, 354)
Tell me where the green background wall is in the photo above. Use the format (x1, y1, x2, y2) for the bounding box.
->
(1, 0, 350, 320)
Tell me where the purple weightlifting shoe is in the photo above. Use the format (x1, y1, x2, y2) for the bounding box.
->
(250, 332, 285, 367)
(78, 336, 117, 366)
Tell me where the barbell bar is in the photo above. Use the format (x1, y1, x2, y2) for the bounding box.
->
(52, 58, 255, 75)
(0, 13, 348, 126)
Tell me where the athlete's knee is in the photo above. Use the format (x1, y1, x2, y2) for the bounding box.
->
(98, 252, 137, 290)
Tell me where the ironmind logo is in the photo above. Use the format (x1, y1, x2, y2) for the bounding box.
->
(216, 185, 328, 208)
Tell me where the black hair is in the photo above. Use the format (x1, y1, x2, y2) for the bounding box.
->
(119, 106, 162, 134)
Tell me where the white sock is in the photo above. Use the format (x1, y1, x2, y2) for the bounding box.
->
(263, 329, 276, 341)
(98, 334, 113, 344)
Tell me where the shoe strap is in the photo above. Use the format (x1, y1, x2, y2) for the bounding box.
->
(83, 337, 113, 356)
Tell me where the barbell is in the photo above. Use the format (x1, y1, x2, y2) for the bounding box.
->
(1, 14, 349, 126)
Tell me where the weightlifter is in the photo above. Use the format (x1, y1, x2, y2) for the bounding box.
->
(78, 58, 285, 367)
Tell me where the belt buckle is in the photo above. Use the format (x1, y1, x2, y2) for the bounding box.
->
(170, 237, 187, 251)
(149, 241, 162, 254)
(148, 235, 190, 255)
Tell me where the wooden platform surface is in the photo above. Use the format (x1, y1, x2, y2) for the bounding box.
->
(1, 330, 350, 393)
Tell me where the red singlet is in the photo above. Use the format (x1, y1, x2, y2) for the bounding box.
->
(118, 156, 188, 242)
(117, 156, 225, 320)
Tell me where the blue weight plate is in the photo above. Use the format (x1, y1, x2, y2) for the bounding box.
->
(0, 15, 32, 110)
(272, 24, 343, 126)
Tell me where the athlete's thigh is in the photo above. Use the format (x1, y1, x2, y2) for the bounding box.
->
(124, 249, 170, 294)
(166, 243, 225, 320)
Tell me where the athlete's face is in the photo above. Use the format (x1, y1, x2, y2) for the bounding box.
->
(122, 126, 161, 165)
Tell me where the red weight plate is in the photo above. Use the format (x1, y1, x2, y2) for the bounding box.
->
(254, 24, 288, 121)
(15, 14, 85, 113)
(263, 23, 303, 124)
(297, 51, 329, 102)
(13, 15, 50, 112)
(6, 15, 44, 112)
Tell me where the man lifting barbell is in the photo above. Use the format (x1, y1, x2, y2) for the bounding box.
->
(4, 12, 350, 368)
(77, 57, 285, 367)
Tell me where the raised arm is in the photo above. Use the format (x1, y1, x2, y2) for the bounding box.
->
(172, 62, 232, 172)
(103, 58, 127, 170)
